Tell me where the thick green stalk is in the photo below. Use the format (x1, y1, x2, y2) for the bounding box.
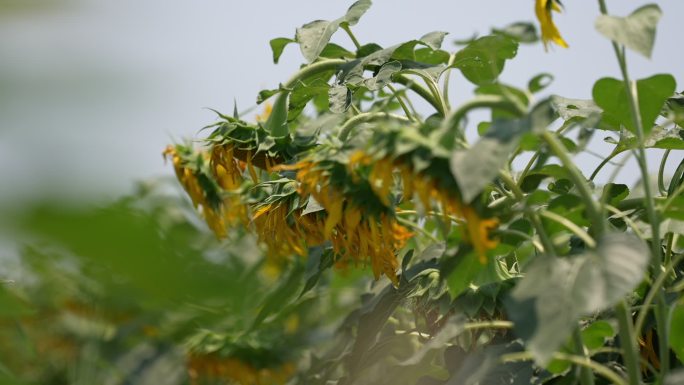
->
(574, 327, 597, 385)
(616, 301, 642, 385)
(596, 1, 668, 379)
(338, 112, 410, 141)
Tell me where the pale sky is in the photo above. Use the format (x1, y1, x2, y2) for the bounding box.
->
(0, 0, 682, 203)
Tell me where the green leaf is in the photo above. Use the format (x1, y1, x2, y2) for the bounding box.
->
(665, 93, 684, 127)
(251, 261, 305, 329)
(663, 196, 684, 221)
(300, 248, 334, 297)
(419, 31, 449, 50)
(593, 74, 676, 135)
(528, 73, 554, 94)
(551, 96, 602, 121)
(671, 304, 684, 364)
(339, 0, 372, 27)
(319, 43, 355, 59)
(581, 320, 615, 350)
(295, 0, 372, 62)
(400, 315, 465, 366)
(595, 4, 662, 59)
(450, 101, 555, 203)
(288, 76, 332, 121)
(602, 183, 629, 206)
(329, 84, 351, 113)
(257, 88, 280, 104)
(492, 22, 539, 44)
(264, 92, 290, 138)
(453, 35, 518, 86)
(269, 37, 295, 64)
(296, 20, 339, 63)
(507, 233, 649, 365)
(445, 251, 483, 298)
(363, 60, 401, 91)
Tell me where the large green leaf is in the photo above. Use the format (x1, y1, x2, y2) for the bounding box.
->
(506, 233, 649, 364)
(595, 4, 662, 59)
(450, 101, 555, 203)
(453, 35, 518, 86)
(392, 31, 449, 61)
(593, 74, 676, 135)
(295, 0, 372, 62)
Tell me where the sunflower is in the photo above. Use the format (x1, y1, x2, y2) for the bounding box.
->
(164, 144, 249, 239)
(282, 158, 412, 284)
(354, 150, 499, 264)
(535, 0, 569, 50)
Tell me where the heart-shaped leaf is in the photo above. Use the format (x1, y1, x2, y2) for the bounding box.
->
(593, 74, 676, 134)
(453, 35, 518, 86)
(506, 233, 649, 365)
(296, 0, 372, 62)
(595, 4, 662, 59)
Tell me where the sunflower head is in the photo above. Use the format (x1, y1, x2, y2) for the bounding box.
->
(535, 0, 569, 50)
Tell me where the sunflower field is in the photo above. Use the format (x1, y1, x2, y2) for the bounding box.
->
(2, 1, 684, 384)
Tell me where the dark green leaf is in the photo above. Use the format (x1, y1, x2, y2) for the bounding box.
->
(595, 4, 662, 59)
(270, 37, 295, 64)
(453, 35, 518, 86)
(602, 183, 629, 206)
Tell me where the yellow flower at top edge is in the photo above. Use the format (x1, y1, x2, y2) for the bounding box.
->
(535, 0, 568, 50)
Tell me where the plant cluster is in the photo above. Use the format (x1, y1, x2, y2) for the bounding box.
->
(2, 1, 684, 384)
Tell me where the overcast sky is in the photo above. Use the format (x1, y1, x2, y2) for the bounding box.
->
(0, 0, 682, 203)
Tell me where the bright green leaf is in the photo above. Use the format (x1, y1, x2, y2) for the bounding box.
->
(593, 74, 676, 135)
(453, 35, 518, 86)
(581, 320, 615, 350)
(269, 37, 295, 64)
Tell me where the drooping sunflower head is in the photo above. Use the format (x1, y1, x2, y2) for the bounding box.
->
(535, 0, 569, 50)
